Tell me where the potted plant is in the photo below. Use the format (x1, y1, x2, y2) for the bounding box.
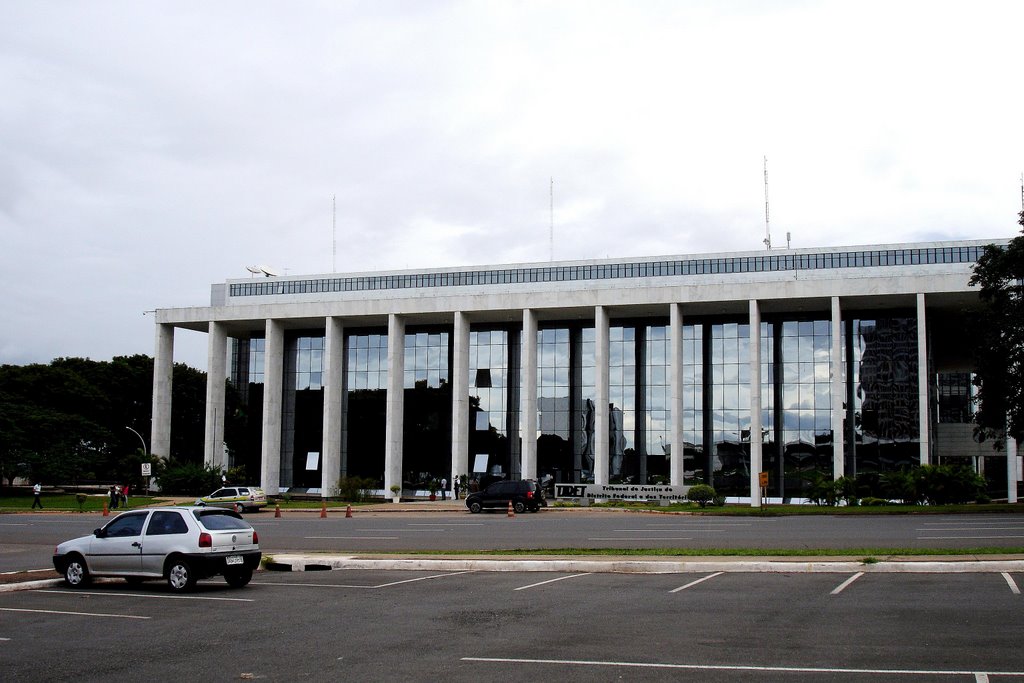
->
(389, 484, 401, 503)
(428, 479, 439, 501)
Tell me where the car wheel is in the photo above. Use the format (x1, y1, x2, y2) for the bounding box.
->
(468, 501, 482, 513)
(514, 501, 526, 514)
(63, 555, 90, 588)
(166, 558, 196, 592)
(224, 567, 253, 588)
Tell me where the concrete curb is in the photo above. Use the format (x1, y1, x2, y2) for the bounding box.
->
(0, 578, 63, 593)
(265, 554, 1024, 574)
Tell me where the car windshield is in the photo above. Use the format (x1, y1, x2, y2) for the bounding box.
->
(192, 510, 251, 530)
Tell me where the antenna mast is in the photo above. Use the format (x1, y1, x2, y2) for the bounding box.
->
(763, 156, 771, 250)
(332, 194, 337, 272)
(549, 177, 554, 262)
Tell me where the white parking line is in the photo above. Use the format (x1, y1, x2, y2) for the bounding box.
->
(0, 607, 150, 619)
(408, 523, 484, 526)
(669, 572, 723, 593)
(462, 656, 1022, 679)
(1002, 573, 1021, 595)
(917, 527, 1024, 532)
(587, 537, 693, 541)
(831, 572, 865, 595)
(256, 571, 474, 590)
(514, 574, 592, 591)
(38, 590, 254, 602)
(1, 569, 51, 575)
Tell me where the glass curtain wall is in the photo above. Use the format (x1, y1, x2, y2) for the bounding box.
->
(608, 326, 636, 482)
(779, 320, 832, 496)
(402, 330, 451, 489)
(343, 332, 387, 484)
(469, 329, 512, 487)
(643, 324, 671, 483)
(847, 316, 920, 475)
(537, 328, 572, 484)
(281, 335, 324, 489)
(682, 324, 704, 483)
(229, 337, 265, 480)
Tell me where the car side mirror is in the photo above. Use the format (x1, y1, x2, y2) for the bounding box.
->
(93, 528, 105, 538)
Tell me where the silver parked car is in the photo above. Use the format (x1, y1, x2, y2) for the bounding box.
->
(52, 506, 261, 592)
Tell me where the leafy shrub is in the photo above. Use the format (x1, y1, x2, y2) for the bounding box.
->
(157, 462, 223, 495)
(687, 484, 716, 508)
(336, 476, 376, 502)
(861, 497, 889, 506)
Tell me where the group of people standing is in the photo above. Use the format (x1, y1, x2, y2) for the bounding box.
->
(108, 484, 129, 509)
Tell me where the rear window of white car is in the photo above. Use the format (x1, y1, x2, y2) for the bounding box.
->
(192, 510, 251, 530)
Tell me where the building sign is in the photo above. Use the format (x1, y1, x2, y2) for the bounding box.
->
(554, 483, 690, 502)
(141, 463, 152, 476)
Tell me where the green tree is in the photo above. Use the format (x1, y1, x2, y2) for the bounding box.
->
(969, 211, 1024, 445)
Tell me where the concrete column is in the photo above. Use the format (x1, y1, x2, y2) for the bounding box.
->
(594, 306, 610, 486)
(521, 309, 538, 480)
(321, 317, 344, 498)
(831, 296, 845, 480)
(669, 303, 685, 485)
(204, 321, 227, 470)
(260, 319, 284, 495)
(1008, 433, 1019, 504)
(151, 323, 174, 461)
(916, 292, 930, 466)
(748, 300, 762, 507)
(384, 314, 405, 494)
(451, 312, 470, 489)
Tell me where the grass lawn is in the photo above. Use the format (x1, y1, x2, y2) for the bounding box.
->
(0, 492, 164, 512)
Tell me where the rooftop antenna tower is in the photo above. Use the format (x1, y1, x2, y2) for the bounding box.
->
(763, 156, 771, 250)
(549, 177, 554, 262)
(332, 194, 337, 273)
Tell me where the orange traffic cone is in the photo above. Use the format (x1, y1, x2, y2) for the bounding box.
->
(320, 500, 327, 518)
(345, 504, 352, 518)
(507, 501, 515, 518)
(102, 501, 109, 517)
(274, 503, 281, 518)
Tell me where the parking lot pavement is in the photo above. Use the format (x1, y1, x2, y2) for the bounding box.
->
(3, 568, 1024, 682)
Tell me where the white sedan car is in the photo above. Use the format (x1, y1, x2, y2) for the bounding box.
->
(53, 506, 261, 592)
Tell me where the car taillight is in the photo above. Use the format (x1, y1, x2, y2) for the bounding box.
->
(526, 490, 533, 499)
(252, 531, 259, 544)
(199, 532, 212, 548)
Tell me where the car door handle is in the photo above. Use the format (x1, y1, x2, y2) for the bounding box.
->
(132, 542, 142, 548)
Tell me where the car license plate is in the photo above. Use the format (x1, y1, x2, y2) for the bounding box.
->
(226, 555, 243, 566)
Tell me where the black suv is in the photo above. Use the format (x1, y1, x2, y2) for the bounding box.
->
(465, 479, 546, 513)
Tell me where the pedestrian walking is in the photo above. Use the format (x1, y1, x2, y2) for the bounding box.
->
(440, 477, 447, 501)
(109, 485, 119, 510)
(453, 477, 460, 500)
(32, 482, 43, 509)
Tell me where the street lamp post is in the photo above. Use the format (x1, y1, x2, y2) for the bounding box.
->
(126, 426, 150, 495)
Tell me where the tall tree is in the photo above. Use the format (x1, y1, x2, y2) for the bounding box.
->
(969, 210, 1024, 445)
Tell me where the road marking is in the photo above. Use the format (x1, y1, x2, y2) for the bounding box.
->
(461, 656, 1024, 679)
(374, 571, 475, 588)
(408, 523, 485, 526)
(38, 590, 254, 602)
(514, 573, 592, 591)
(669, 572, 723, 593)
(1, 569, 51, 575)
(0, 607, 150, 619)
(587, 537, 693, 541)
(918, 535, 1024, 540)
(1002, 573, 1020, 595)
(831, 572, 865, 595)
(303, 536, 399, 540)
(917, 527, 1024, 532)
(256, 571, 473, 590)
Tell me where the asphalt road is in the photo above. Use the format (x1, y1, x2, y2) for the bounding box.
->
(2, 567, 1023, 681)
(5, 510, 1024, 573)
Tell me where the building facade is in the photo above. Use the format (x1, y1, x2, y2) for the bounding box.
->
(150, 239, 1020, 505)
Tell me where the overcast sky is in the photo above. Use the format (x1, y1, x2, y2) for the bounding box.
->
(2, 1, 1022, 370)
